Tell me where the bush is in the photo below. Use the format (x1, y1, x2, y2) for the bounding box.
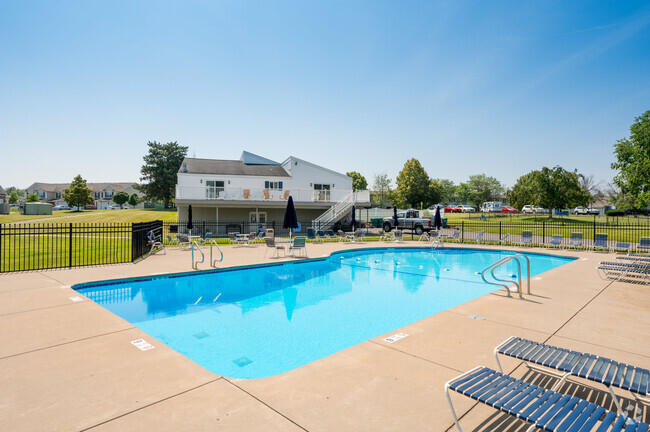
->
(606, 209, 625, 217)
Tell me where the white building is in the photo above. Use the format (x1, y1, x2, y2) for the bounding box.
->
(175, 151, 370, 232)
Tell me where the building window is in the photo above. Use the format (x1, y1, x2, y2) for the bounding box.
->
(313, 184, 331, 201)
(206, 180, 225, 199)
(104, 191, 113, 199)
(95, 192, 101, 199)
(250, 212, 267, 224)
(264, 181, 283, 190)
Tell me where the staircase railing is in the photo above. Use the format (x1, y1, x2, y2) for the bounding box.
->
(311, 191, 355, 229)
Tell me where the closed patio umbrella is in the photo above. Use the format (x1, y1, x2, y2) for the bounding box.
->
(283, 196, 298, 239)
(187, 205, 194, 237)
(433, 205, 442, 231)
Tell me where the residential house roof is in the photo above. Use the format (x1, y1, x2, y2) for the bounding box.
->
(179, 158, 291, 177)
(26, 182, 138, 193)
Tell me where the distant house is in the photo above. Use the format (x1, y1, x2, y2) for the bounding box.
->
(175, 151, 370, 233)
(24, 182, 141, 209)
(0, 185, 8, 214)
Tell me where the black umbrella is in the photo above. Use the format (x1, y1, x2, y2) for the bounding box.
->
(187, 205, 194, 236)
(393, 206, 399, 227)
(350, 205, 357, 231)
(433, 205, 442, 231)
(283, 196, 298, 239)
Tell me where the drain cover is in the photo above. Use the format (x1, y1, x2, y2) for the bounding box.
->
(469, 315, 486, 320)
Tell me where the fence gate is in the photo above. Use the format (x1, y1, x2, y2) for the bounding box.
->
(132, 220, 163, 262)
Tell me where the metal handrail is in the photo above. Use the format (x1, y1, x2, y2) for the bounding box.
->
(192, 241, 204, 269)
(209, 240, 223, 267)
(480, 253, 531, 298)
(146, 228, 166, 257)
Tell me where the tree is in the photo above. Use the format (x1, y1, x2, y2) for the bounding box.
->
(26, 193, 40, 203)
(436, 179, 457, 203)
(611, 110, 650, 209)
(346, 171, 368, 192)
(372, 173, 392, 208)
(427, 179, 443, 207)
(62, 175, 93, 211)
(394, 158, 430, 208)
(458, 174, 504, 207)
(112, 191, 129, 209)
(138, 141, 188, 208)
(128, 193, 140, 207)
(6, 186, 24, 197)
(8, 191, 19, 204)
(579, 174, 602, 206)
(508, 166, 590, 217)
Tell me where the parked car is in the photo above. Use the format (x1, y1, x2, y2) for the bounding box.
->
(108, 204, 121, 210)
(52, 204, 70, 211)
(460, 205, 475, 213)
(85, 204, 97, 210)
(445, 205, 462, 213)
(624, 208, 650, 216)
(501, 206, 518, 213)
(480, 202, 502, 212)
(521, 205, 534, 214)
(534, 207, 549, 214)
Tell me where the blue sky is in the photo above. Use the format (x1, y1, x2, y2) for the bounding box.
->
(1, 0, 649, 190)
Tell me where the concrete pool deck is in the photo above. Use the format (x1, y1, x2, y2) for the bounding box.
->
(1, 241, 648, 431)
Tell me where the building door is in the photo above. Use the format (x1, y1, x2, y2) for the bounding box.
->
(206, 181, 225, 199)
(314, 184, 331, 201)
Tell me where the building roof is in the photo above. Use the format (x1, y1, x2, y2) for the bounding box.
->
(179, 158, 291, 177)
(27, 182, 137, 193)
(240, 151, 280, 165)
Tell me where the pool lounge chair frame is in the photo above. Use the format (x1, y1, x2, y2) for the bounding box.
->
(445, 365, 649, 432)
(593, 233, 609, 252)
(566, 232, 583, 250)
(520, 231, 533, 247)
(597, 260, 650, 284)
(545, 235, 563, 249)
(494, 336, 650, 414)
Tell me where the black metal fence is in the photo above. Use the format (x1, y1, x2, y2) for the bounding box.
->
(164, 220, 326, 239)
(0, 222, 159, 273)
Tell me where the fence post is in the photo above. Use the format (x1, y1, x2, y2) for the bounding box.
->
(461, 221, 464, 243)
(542, 221, 545, 244)
(593, 217, 597, 245)
(0, 224, 2, 273)
(69, 223, 73, 268)
(499, 221, 501, 240)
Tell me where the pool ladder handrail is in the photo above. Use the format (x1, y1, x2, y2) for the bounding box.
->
(209, 240, 223, 267)
(191, 241, 204, 269)
(480, 253, 530, 299)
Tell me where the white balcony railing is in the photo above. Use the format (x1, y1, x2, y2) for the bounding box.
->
(175, 186, 369, 204)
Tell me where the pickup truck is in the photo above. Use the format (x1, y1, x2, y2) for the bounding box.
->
(382, 209, 433, 235)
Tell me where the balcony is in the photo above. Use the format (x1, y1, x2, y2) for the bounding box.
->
(176, 186, 370, 205)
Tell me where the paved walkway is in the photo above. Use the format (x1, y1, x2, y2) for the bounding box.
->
(1, 241, 648, 431)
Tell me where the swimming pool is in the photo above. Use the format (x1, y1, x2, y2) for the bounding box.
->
(76, 247, 574, 379)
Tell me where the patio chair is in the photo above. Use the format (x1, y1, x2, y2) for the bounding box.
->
(253, 231, 265, 244)
(393, 230, 403, 243)
(593, 233, 609, 252)
(498, 233, 509, 245)
(611, 241, 630, 254)
(443, 230, 460, 242)
(203, 232, 213, 245)
(470, 231, 484, 244)
(228, 232, 239, 245)
(637, 237, 650, 253)
(262, 189, 273, 200)
(337, 229, 352, 242)
(494, 336, 650, 413)
(280, 190, 290, 200)
(177, 233, 190, 249)
(306, 228, 319, 242)
(166, 234, 179, 247)
(316, 230, 327, 242)
(264, 237, 285, 259)
(520, 230, 533, 247)
(325, 229, 336, 241)
(545, 234, 563, 248)
(566, 232, 583, 250)
(445, 365, 649, 432)
(289, 236, 307, 257)
(243, 189, 251, 199)
(352, 229, 366, 243)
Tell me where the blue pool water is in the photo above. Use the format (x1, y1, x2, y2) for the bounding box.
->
(76, 247, 574, 379)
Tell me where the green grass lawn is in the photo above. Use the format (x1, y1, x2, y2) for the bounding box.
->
(0, 208, 178, 225)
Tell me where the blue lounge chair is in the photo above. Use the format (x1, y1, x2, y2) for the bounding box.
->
(611, 241, 630, 254)
(566, 232, 583, 250)
(637, 237, 650, 253)
(546, 235, 563, 248)
(444, 230, 460, 242)
(593, 233, 609, 252)
(470, 231, 484, 244)
(494, 336, 650, 413)
(325, 230, 336, 242)
(289, 236, 307, 257)
(316, 230, 326, 242)
(597, 260, 650, 284)
(520, 230, 533, 247)
(306, 228, 318, 242)
(498, 233, 510, 245)
(445, 365, 649, 432)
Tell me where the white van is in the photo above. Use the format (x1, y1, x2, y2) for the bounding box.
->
(481, 202, 503, 213)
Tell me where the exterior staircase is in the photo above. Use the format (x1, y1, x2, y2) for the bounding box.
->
(311, 191, 355, 230)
